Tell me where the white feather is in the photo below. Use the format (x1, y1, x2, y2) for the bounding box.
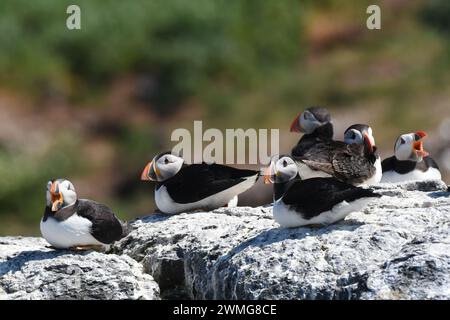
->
(40, 213, 103, 249)
(155, 174, 258, 214)
(273, 197, 374, 228)
(381, 167, 442, 183)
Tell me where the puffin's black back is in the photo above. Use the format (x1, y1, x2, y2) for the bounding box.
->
(158, 163, 259, 204)
(282, 177, 380, 219)
(76, 200, 126, 244)
(291, 122, 334, 158)
(295, 141, 378, 185)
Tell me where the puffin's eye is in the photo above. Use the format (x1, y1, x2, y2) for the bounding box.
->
(400, 138, 406, 144)
(164, 157, 169, 164)
(350, 131, 356, 139)
(304, 112, 314, 121)
(282, 160, 288, 167)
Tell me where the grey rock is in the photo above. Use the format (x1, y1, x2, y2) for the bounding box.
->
(0, 237, 159, 300)
(113, 180, 450, 300)
(1, 180, 449, 300)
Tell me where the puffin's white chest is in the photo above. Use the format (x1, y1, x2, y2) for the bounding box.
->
(359, 157, 382, 186)
(273, 197, 373, 228)
(381, 167, 442, 183)
(40, 213, 103, 249)
(155, 175, 257, 214)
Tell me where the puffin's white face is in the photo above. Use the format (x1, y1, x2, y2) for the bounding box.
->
(344, 126, 375, 147)
(46, 179, 77, 212)
(264, 156, 298, 184)
(394, 131, 428, 162)
(343, 125, 377, 155)
(141, 153, 184, 182)
(290, 110, 323, 134)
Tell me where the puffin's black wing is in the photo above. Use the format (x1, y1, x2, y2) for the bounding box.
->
(423, 156, 440, 170)
(76, 200, 125, 244)
(291, 123, 334, 158)
(331, 144, 376, 183)
(381, 156, 396, 172)
(294, 140, 345, 175)
(282, 177, 380, 219)
(162, 163, 259, 204)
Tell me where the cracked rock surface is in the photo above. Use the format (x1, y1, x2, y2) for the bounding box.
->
(113, 180, 450, 300)
(0, 237, 159, 300)
(1, 180, 449, 300)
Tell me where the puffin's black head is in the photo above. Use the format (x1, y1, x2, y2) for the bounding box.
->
(264, 155, 298, 184)
(344, 124, 377, 154)
(394, 131, 428, 162)
(141, 151, 184, 182)
(290, 106, 331, 134)
(46, 178, 77, 212)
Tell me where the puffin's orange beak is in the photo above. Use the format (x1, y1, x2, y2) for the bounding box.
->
(264, 162, 276, 184)
(264, 168, 272, 184)
(363, 133, 374, 153)
(413, 131, 428, 157)
(141, 162, 152, 181)
(141, 161, 160, 181)
(415, 131, 427, 139)
(50, 182, 63, 212)
(413, 141, 429, 157)
(290, 113, 302, 133)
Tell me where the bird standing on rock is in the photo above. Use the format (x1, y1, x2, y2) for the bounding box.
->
(381, 131, 442, 183)
(40, 179, 129, 250)
(141, 152, 260, 214)
(265, 156, 381, 228)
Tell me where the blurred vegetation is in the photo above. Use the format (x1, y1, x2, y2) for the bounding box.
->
(0, 0, 302, 114)
(0, 0, 450, 235)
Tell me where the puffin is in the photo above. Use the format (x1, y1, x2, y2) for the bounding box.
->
(292, 123, 381, 185)
(265, 156, 381, 228)
(40, 179, 129, 250)
(381, 131, 442, 183)
(290, 106, 334, 158)
(141, 152, 260, 214)
(264, 155, 299, 202)
(343, 124, 382, 184)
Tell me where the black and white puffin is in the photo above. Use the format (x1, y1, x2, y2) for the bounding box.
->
(40, 179, 129, 250)
(265, 156, 381, 228)
(141, 152, 260, 214)
(381, 131, 442, 183)
(343, 124, 382, 184)
(264, 155, 299, 202)
(292, 123, 381, 185)
(290, 106, 334, 158)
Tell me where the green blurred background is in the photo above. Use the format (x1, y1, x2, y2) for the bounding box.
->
(1, 0, 449, 235)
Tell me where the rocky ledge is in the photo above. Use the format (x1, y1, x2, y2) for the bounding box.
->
(1, 180, 449, 300)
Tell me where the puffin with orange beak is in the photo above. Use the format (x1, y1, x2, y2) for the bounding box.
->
(291, 123, 381, 185)
(264, 155, 381, 228)
(381, 131, 442, 183)
(141, 152, 260, 214)
(40, 179, 129, 250)
(290, 106, 334, 158)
